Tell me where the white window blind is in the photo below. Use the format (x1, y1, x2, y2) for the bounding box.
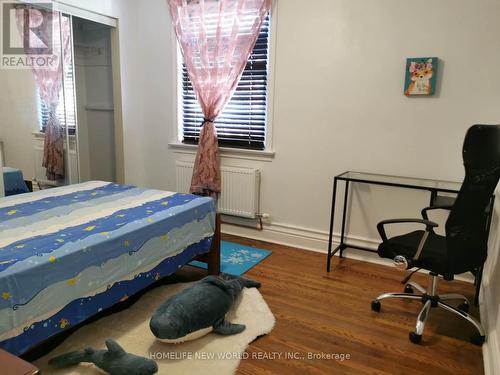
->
(181, 14, 270, 150)
(38, 20, 76, 134)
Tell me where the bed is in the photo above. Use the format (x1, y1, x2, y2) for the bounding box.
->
(0, 181, 218, 356)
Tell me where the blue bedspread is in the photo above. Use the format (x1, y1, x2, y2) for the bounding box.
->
(0, 181, 215, 355)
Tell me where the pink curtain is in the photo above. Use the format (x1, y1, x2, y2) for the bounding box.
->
(16, 8, 71, 181)
(167, 0, 272, 197)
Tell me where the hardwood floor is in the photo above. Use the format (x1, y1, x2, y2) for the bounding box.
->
(205, 235, 483, 375)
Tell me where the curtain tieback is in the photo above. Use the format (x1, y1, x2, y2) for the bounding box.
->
(202, 118, 214, 125)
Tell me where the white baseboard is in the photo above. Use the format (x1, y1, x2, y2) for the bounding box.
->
(221, 220, 475, 283)
(480, 283, 499, 375)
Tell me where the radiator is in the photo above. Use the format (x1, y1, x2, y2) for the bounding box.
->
(176, 161, 261, 219)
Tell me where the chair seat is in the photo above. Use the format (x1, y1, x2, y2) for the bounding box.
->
(378, 230, 451, 276)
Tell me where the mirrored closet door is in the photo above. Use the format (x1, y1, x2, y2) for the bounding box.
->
(73, 17, 116, 183)
(0, 5, 117, 196)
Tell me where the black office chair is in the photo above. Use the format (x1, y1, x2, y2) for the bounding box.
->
(371, 124, 500, 345)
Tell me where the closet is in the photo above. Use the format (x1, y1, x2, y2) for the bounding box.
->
(0, 5, 119, 191)
(73, 17, 116, 183)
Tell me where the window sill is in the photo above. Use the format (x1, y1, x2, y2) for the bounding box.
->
(168, 142, 275, 162)
(33, 132, 76, 140)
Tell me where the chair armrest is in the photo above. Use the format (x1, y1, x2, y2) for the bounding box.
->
(421, 205, 453, 220)
(377, 218, 438, 242)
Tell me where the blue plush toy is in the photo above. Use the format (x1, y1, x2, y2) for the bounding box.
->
(149, 274, 261, 343)
(48, 339, 158, 375)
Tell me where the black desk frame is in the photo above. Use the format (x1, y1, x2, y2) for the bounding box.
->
(326, 171, 495, 305)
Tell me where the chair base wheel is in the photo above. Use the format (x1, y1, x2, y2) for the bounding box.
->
(409, 332, 422, 344)
(404, 285, 414, 294)
(371, 300, 381, 312)
(470, 334, 485, 346)
(458, 302, 469, 313)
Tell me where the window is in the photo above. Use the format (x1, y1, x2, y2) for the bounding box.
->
(38, 41, 77, 134)
(180, 14, 270, 150)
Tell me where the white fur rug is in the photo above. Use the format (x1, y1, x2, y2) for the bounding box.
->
(34, 282, 275, 375)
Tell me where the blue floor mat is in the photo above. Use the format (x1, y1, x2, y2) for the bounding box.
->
(189, 241, 272, 276)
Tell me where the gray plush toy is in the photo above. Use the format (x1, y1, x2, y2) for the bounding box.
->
(48, 339, 158, 375)
(149, 273, 261, 343)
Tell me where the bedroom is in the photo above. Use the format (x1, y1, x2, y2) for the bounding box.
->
(0, 0, 499, 374)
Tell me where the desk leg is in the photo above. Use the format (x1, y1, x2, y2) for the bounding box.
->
(339, 180, 350, 258)
(327, 178, 338, 272)
(207, 213, 221, 275)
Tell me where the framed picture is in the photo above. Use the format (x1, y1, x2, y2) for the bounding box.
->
(404, 57, 438, 96)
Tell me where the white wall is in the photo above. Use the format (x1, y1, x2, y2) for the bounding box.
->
(0, 70, 39, 180)
(4, 0, 498, 254)
(113, 0, 500, 248)
(111, 2, 500, 369)
(113, 0, 179, 190)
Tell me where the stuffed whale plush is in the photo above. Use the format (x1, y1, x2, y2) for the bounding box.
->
(48, 339, 158, 375)
(149, 274, 261, 343)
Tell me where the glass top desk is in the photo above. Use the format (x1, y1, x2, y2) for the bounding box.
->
(335, 171, 462, 193)
(327, 171, 463, 266)
(326, 171, 495, 304)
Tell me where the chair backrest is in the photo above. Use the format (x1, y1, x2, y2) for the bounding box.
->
(446, 124, 500, 274)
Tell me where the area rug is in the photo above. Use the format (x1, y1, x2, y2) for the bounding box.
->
(34, 281, 275, 375)
(190, 241, 272, 275)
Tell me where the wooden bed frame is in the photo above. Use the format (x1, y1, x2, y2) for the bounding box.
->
(194, 213, 221, 275)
